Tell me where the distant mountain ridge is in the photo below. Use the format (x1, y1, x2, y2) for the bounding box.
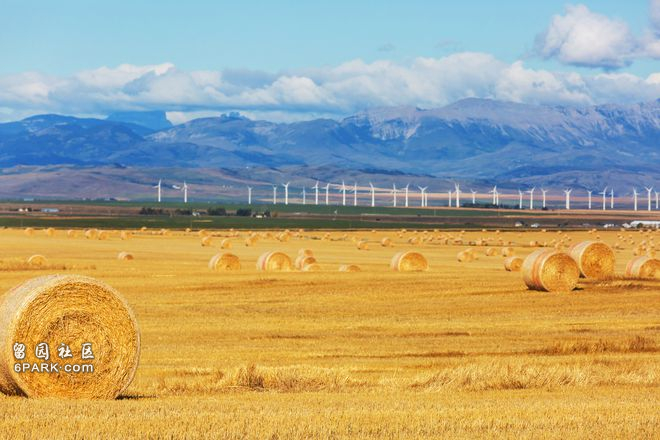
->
(0, 99, 657, 198)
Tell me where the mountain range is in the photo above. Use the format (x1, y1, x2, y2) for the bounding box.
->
(0, 98, 657, 200)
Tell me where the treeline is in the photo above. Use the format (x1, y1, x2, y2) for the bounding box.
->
(139, 207, 263, 217)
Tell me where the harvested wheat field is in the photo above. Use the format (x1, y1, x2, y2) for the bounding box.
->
(0, 227, 658, 439)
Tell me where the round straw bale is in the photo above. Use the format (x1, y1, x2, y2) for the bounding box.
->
(0, 275, 140, 399)
(501, 247, 515, 257)
(297, 249, 314, 258)
(294, 255, 317, 270)
(66, 229, 77, 238)
(45, 228, 55, 237)
(529, 240, 540, 247)
(522, 249, 579, 292)
(390, 251, 428, 272)
(338, 264, 361, 272)
(198, 229, 209, 237)
(208, 253, 241, 271)
(219, 239, 232, 249)
(97, 230, 108, 240)
(24, 228, 35, 237)
(201, 236, 213, 247)
(84, 229, 98, 240)
(503, 256, 523, 272)
(117, 252, 134, 261)
(625, 256, 660, 279)
(119, 231, 132, 240)
(27, 255, 47, 267)
(256, 252, 293, 271)
(301, 263, 321, 272)
(357, 240, 369, 250)
(569, 241, 615, 279)
(456, 250, 475, 263)
(245, 236, 258, 247)
(485, 247, 498, 256)
(407, 237, 419, 245)
(380, 237, 392, 247)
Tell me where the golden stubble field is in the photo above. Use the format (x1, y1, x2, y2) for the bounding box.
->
(0, 226, 658, 439)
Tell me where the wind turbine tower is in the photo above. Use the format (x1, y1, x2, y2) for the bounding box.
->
(369, 182, 375, 207)
(324, 183, 331, 205)
(391, 184, 398, 207)
(489, 186, 497, 205)
(448, 190, 452, 207)
(600, 188, 607, 210)
(454, 183, 461, 208)
(564, 188, 572, 210)
(541, 188, 548, 209)
(352, 182, 358, 206)
(404, 184, 410, 207)
(340, 181, 347, 206)
(154, 179, 162, 203)
(587, 190, 592, 209)
(470, 189, 476, 205)
(528, 187, 535, 210)
(633, 188, 638, 211)
(247, 186, 252, 205)
(272, 185, 277, 204)
(418, 186, 428, 207)
(610, 189, 614, 209)
(517, 190, 523, 210)
(282, 182, 290, 205)
(302, 186, 306, 205)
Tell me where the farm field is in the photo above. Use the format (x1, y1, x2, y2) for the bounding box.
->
(0, 226, 658, 439)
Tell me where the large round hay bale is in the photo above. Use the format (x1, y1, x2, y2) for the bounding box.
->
(0, 274, 140, 399)
(208, 253, 241, 271)
(503, 256, 523, 272)
(219, 239, 232, 250)
(294, 255, 317, 270)
(45, 228, 55, 237)
(390, 251, 428, 272)
(119, 231, 132, 241)
(27, 255, 47, 267)
(66, 229, 77, 238)
(625, 256, 660, 279)
(24, 228, 35, 237)
(485, 247, 498, 256)
(569, 241, 615, 279)
(97, 230, 108, 241)
(338, 264, 361, 272)
(380, 237, 392, 247)
(201, 236, 213, 247)
(302, 263, 321, 272)
(357, 240, 369, 250)
(297, 249, 314, 258)
(245, 236, 258, 247)
(522, 249, 579, 292)
(456, 250, 475, 263)
(84, 229, 98, 240)
(501, 247, 515, 257)
(256, 252, 293, 271)
(117, 252, 134, 261)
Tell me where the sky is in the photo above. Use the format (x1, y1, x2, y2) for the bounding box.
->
(1, 0, 659, 123)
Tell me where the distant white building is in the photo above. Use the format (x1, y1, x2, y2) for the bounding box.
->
(626, 221, 660, 229)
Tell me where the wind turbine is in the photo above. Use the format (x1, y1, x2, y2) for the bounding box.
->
(489, 186, 498, 205)
(313, 181, 319, 205)
(369, 182, 375, 207)
(527, 187, 535, 210)
(633, 188, 638, 211)
(182, 181, 188, 203)
(454, 183, 461, 208)
(655, 190, 659, 210)
(517, 189, 524, 210)
(391, 183, 398, 207)
(645, 186, 653, 211)
(352, 182, 358, 206)
(470, 189, 476, 205)
(418, 186, 427, 207)
(153, 179, 162, 203)
(600, 187, 607, 210)
(541, 188, 548, 209)
(324, 183, 331, 205)
(587, 190, 592, 209)
(610, 188, 614, 209)
(272, 185, 277, 204)
(301, 186, 306, 205)
(340, 180, 347, 206)
(247, 186, 252, 205)
(282, 182, 290, 205)
(564, 188, 572, 210)
(404, 184, 410, 207)
(448, 190, 453, 207)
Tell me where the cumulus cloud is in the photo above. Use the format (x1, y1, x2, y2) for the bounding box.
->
(536, 2, 660, 68)
(0, 55, 658, 123)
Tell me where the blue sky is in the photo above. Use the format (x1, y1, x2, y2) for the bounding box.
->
(1, 0, 659, 122)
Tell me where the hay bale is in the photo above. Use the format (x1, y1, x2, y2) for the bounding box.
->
(338, 264, 361, 272)
(501, 247, 515, 257)
(245, 236, 258, 247)
(0, 275, 139, 399)
(390, 251, 428, 272)
(380, 237, 392, 247)
(294, 255, 317, 270)
(97, 230, 108, 240)
(504, 256, 523, 272)
(208, 253, 241, 271)
(45, 228, 55, 237)
(485, 247, 498, 256)
(569, 241, 615, 279)
(66, 230, 77, 238)
(27, 255, 47, 267)
(456, 250, 475, 263)
(219, 239, 232, 250)
(522, 249, 579, 292)
(117, 252, 134, 261)
(84, 229, 98, 240)
(23, 227, 35, 237)
(119, 231, 132, 240)
(529, 240, 540, 247)
(407, 237, 420, 245)
(625, 256, 660, 279)
(357, 240, 369, 250)
(256, 252, 293, 272)
(201, 236, 213, 247)
(301, 263, 321, 272)
(297, 249, 314, 258)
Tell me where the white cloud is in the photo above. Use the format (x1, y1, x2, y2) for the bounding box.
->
(535, 5, 638, 68)
(0, 56, 658, 123)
